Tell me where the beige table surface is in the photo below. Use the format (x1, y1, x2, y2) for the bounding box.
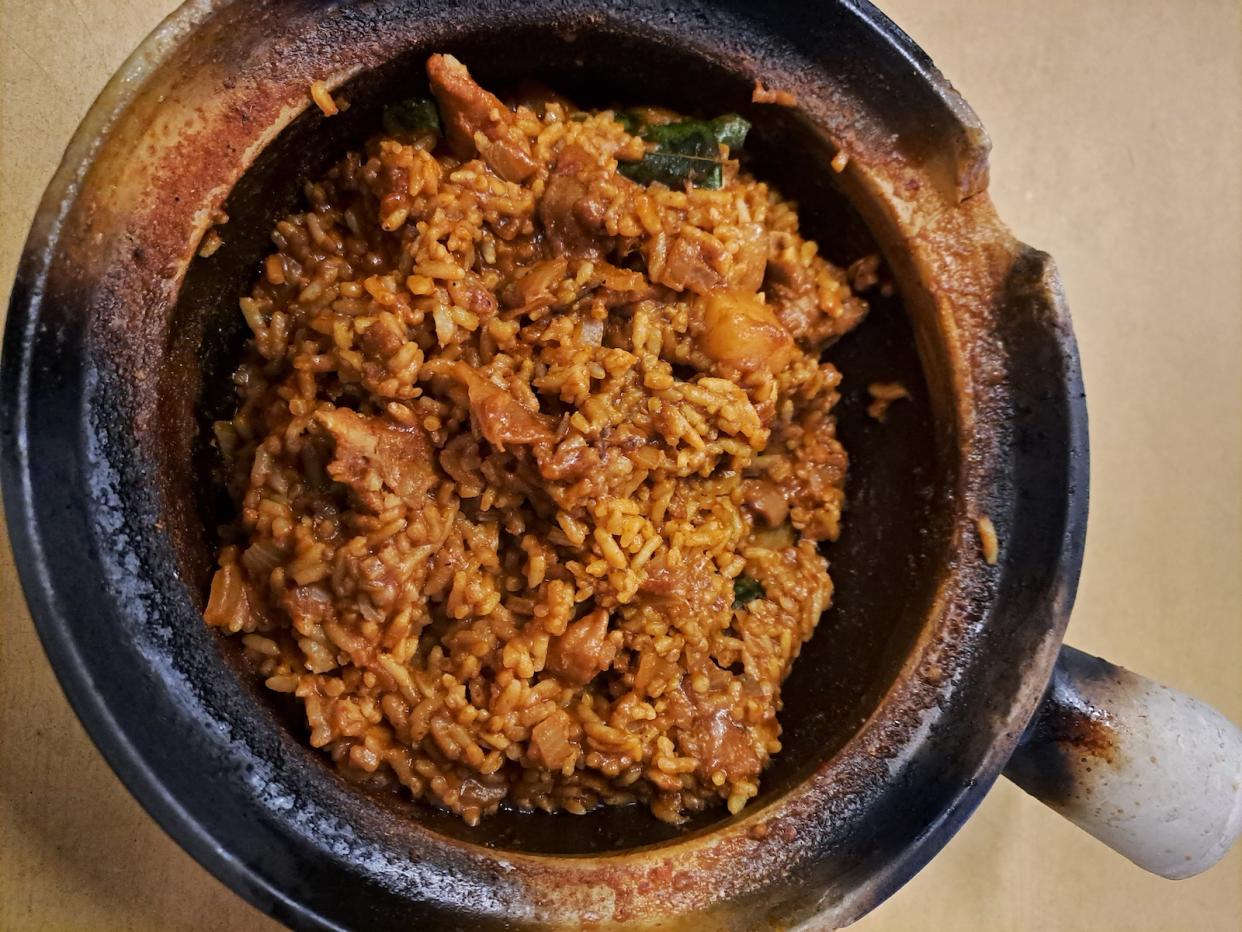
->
(2, 1, 1240, 929)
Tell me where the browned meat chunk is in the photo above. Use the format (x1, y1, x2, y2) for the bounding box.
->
(530, 707, 576, 769)
(545, 609, 616, 685)
(316, 408, 437, 511)
(446, 273, 498, 320)
(639, 552, 729, 620)
(587, 260, 658, 306)
(450, 363, 555, 448)
(764, 252, 818, 341)
(537, 144, 613, 260)
(699, 291, 794, 375)
(693, 700, 762, 783)
(765, 245, 868, 350)
(426, 54, 536, 183)
(656, 228, 727, 294)
(358, 312, 405, 361)
(501, 256, 569, 310)
(536, 434, 600, 482)
(741, 478, 788, 528)
(281, 584, 334, 636)
(457, 775, 509, 813)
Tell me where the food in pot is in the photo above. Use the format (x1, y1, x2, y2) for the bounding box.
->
(866, 381, 909, 422)
(204, 54, 868, 825)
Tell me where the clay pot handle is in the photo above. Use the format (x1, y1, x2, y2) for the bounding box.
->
(1003, 645, 1242, 878)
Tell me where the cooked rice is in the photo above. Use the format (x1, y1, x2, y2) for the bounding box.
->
(751, 81, 798, 107)
(198, 229, 224, 258)
(977, 515, 999, 566)
(310, 80, 340, 117)
(867, 381, 910, 422)
(205, 54, 868, 825)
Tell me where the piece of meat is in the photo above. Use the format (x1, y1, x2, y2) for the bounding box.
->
(501, 256, 569, 309)
(741, 478, 788, 528)
(639, 563, 685, 598)
(763, 251, 821, 343)
(654, 680, 695, 734)
(639, 552, 729, 621)
(586, 260, 656, 305)
(457, 775, 509, 813)
(591, 260, 646, 291)
(426, 54, 536, 183)
(656, 229, 728, 294)
(765, 247, 868, 350)
(316, 408, 437, 511)
(698, 291, 794, 375)
(281, 584, 334, 637)
(692, 698, 762, 783)
(536, 434, 600, 481)
(446, 273, 498, 320)
(450, 362, 555, 447)
(537, 144, 613, 260)
(545, 609, 616, 685)
(530, 707, 576, 770)
(358, 312, 405, 361)
(847, 253, 882, 292)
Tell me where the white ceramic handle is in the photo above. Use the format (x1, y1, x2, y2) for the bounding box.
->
(1004, 646, 1242, 879)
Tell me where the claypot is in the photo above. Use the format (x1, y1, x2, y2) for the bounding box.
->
(3, 1, 1240, 928)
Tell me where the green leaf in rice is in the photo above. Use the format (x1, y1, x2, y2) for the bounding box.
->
(619, 151, 724, 189)
(709, 113, 751, 151)
(617, 112, 750, 190)
(733, 575, 766, 608)
(613, 110, 642, 134)
(383, 97, 442, 138)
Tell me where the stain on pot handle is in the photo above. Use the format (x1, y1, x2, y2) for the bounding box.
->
(1004, 645, 1242, 879)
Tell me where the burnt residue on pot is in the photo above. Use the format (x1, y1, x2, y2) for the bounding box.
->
(1005, 648, 1120, 806)
(1004, 646, 1242, 881)
(2, 1, 1089, 929)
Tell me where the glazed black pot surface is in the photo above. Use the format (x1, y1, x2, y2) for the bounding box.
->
(2, 1, 1096, 928)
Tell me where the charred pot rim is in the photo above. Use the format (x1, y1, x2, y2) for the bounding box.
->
(0, 1, 1088, 929)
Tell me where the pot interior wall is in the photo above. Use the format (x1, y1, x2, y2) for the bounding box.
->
(159, 25, 952, 853)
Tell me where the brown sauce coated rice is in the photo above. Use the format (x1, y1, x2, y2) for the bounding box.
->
(205, 54, 869, 826)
